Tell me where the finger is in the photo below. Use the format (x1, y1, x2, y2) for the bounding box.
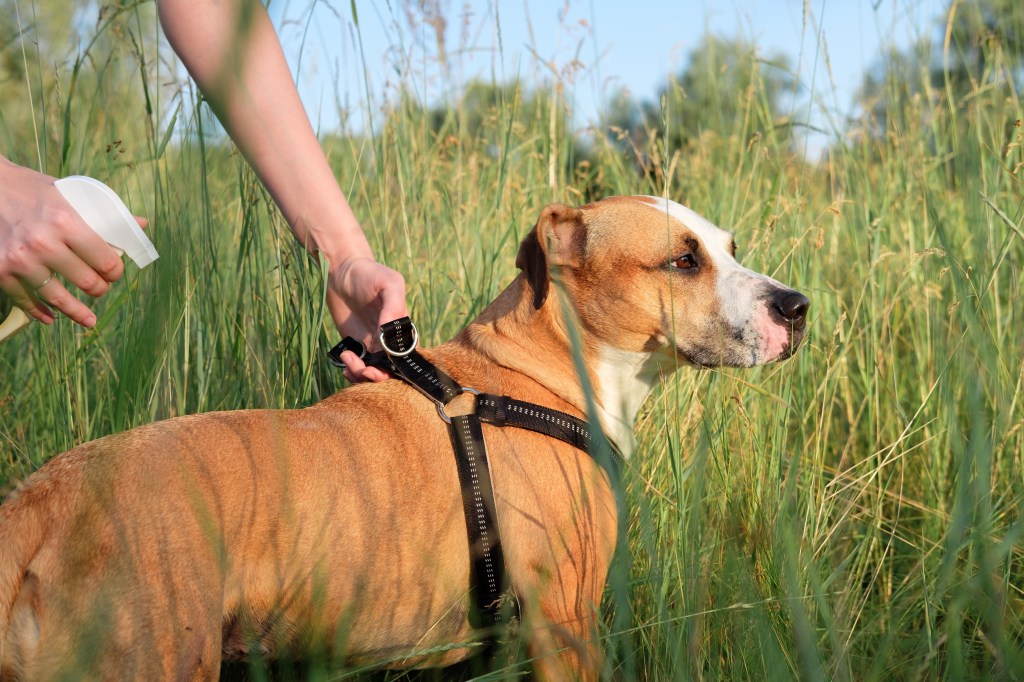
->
(34, 278, 97, 327)
(46, 246, 113, 298)
(135, 216, 149, 229)
(45, 200, 126, 284)
(376, 273, 408, 328)
(339, 350, 371, 385)
(1, 278, 54, 324)
(346, 365, 391, 384)
(62, 227, 124, 284)
(339, 350, 367, 374)
(361, 367, 391, 382)
(338, 350, 391, 384)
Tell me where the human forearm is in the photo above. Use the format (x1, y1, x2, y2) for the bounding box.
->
(158, 0, 406, 373)
(157, 0, 371, 267)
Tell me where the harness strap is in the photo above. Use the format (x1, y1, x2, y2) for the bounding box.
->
(328, 336, 606, 458)
(326, 317, 621, 665)
(476, 394, 592, 454)
(447, 413, 506, 631)
(329, 320, 507, 660)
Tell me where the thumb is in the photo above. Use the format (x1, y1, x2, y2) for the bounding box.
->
(376, 273, 408, 328)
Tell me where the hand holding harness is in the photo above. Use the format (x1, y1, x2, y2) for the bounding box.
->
(327, 317, 619, 661)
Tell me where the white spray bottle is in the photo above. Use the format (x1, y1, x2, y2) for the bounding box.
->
(0, 176, 159, 342)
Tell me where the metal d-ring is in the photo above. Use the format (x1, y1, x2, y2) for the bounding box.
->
(436, 387, 481, 424)
(380, 321, 418, 358)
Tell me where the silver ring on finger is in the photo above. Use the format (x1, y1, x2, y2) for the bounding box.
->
(34, 272, 56, 290)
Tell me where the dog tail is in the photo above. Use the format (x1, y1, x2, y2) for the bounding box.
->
(0, 485, 46, 678)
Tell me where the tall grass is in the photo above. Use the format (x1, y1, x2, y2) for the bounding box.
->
(1, 1, 1022, 679)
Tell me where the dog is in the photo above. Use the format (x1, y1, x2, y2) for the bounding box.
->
(0, 195, 808, 680)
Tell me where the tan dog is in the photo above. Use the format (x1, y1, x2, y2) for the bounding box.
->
(0, 196, 808, 680)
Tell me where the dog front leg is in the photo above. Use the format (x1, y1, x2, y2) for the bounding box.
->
(516, 551, 607, 682)
(523, 598, 602, 682)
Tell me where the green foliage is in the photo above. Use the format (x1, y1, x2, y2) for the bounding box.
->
(654, 35, 794, 148)
(857, 0, 1024, 159)
(606, 35, 795, 176)
(0, 0, 160, 175)
(2, 2, 1024, 680)
(945, 0, 1024, 91)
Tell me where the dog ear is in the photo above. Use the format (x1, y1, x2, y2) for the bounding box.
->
(516, 226, 549, 309)
(516, 204, 585, 309)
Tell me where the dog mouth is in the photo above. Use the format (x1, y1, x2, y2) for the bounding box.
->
(774, 325, 806, 362)
(672, 321, 807, 367)
(669, 297, 809, 368)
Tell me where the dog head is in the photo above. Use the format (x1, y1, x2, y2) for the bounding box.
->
(514, 195, 809, 453)
(517, 195, 809, 368)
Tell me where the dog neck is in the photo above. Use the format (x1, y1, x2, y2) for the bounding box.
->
(457, 275, 663, 457)
(590, 345, 665, 455)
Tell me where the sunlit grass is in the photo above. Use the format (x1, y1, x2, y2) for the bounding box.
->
(1, 1, 1023, 680)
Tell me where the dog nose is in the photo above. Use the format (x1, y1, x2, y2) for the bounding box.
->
(774, 291, 810, 328)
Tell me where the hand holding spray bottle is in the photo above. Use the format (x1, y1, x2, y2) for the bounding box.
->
(0, 176, 159, 342)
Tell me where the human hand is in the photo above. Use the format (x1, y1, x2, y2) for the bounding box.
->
(327, 256, 407, 383)
(0, 158, 147, 328)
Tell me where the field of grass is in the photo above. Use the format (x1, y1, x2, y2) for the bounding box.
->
(1, 2, 1023, 679)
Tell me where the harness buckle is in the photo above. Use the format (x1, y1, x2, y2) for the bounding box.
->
(379, 321, 419, 358)
(436, 387, 481, 424)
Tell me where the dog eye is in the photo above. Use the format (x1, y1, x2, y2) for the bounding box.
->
(670, 254, 698, 270)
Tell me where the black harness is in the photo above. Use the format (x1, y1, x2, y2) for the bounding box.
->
(328, 317, 617, 661)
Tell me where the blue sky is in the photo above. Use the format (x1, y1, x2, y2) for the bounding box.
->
(268, 0, 949, 154)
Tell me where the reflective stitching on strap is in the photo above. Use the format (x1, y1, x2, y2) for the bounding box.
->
(459, 418, 500, 604)
(506, 401, 590, 438)
(398, 355, 459, 401)
(477, 397, 592, 449)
